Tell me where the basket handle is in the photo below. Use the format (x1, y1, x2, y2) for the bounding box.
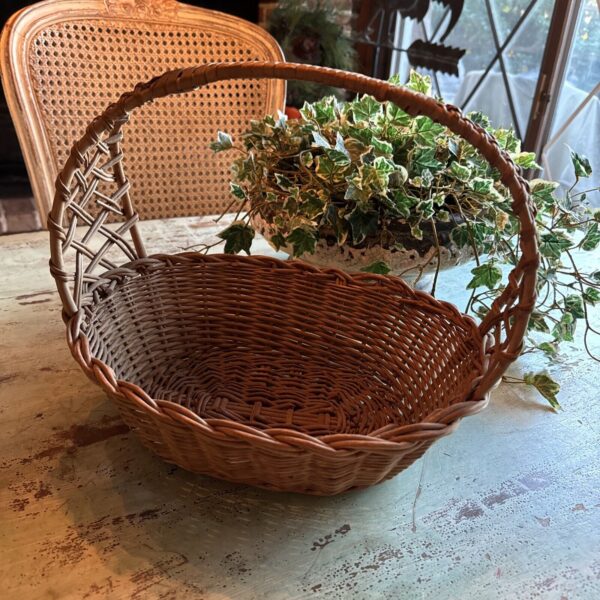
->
(49, 61, 539, 397)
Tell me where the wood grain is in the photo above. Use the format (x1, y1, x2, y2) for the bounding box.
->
(1, 217, 598, 598)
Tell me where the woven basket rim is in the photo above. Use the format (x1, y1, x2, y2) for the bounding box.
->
(68, 252, 492, 453)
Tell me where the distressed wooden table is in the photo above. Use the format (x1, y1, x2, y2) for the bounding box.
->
(1, 216, 599, 600)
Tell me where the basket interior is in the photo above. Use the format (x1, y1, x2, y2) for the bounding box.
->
(84, 257, 484, 437)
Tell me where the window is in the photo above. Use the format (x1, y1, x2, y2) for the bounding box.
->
(361, 0, 600, 203)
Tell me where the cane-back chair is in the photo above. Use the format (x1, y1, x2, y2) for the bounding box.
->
(0, 0, 285, 222)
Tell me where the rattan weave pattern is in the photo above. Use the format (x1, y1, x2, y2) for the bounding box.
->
(1, 0, 285, 221)
(70, 253, 487, 494)
(49, 62, 539, 494)
(30, 22, 274, 221)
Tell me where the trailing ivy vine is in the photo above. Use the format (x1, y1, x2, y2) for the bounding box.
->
(209, 72, 600, 410)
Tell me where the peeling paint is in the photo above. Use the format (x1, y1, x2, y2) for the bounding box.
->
(9, 497, 29, 512)
(18, 298, 51, 305)
(2, 218, 599, 599)
(311, 524, 351, 551)
(34, 482, 53, 500)
(455, 501, 484, 522)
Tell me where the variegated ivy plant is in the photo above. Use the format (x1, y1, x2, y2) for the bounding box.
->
(209, 72, 600, 410)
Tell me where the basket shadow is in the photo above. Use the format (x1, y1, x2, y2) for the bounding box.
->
(52, 401, 404, 594)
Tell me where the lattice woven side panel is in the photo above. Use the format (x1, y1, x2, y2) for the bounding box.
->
(28, 19, 281, 220)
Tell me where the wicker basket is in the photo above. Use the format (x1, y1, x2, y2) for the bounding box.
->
(49, 62, 538, 495)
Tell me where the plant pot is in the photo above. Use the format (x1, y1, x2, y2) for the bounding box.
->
(252, 214, 472, 289)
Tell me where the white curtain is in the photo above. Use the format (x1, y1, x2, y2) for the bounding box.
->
(454, 70, 600, 205)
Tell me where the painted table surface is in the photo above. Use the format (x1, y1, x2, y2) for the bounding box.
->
(1, 215, 599, 600)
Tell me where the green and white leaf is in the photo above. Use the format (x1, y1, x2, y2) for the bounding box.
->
(361, 260, 391, 275)
(210, 131, 233, 152)
(218, 221, 255, 255)
(467, 263, 503, 290)
(524, 372, 561, 410)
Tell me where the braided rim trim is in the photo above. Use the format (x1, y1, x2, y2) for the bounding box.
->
(66, 252, 492, 453)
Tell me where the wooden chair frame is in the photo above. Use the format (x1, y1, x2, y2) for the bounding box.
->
(1, 0, 285, 224)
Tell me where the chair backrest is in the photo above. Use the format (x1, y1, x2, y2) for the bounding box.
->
(0, 0, 285, 223)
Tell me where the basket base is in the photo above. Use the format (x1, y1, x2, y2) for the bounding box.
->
(79, 253, 486, 494)
(143, 347, 431, 436)
(111, 389, 436, 495)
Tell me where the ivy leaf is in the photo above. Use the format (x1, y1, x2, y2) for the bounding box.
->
(286, 226, 318, 257)
(494, 128, 520, 152)
(447, 138, 460, 158)
(570, 150, 592, 178)
(392, 191, 418, 219)
(346, 207, 379, 244)
(275, 173, 294, 191)
(495, 210, 510, 231)
(344, 182, 369, 203)
(386, 102, 410, 126)
(299, 102, 316, 121)
(581, 223, 600, 251)
(474, 304, 490, 319)
(275, 109, 288, 129)
(300, 151, 314, 168)
(335, 132, 350, 158)
(209, 131, 233, 152)
(552, 312, 575, 342)
(410, 224, 423, 240)
(530, 179, 558, 209)
(412, 169, 433, 189)
(283, 194, 298, 214)
(270, 232, 286, 251)
(583, 287, 600, 306)
(373, 156, 397, 175)
(437, 209, 450, 222)
(407, 70, 431, 95)
(537, 342, 558, 358)
(361, 260, 391, 275)
(563, 294, 585, 319)
(324, 148, 352, 167)
(471, 178, 494, 196)
(450, 162, 471, 182)
(316, 155, 342, 180)
(324, 204, 349, 245)
(414, 116, 445, 146)
(471, 222, 490, 247)
(539, 232, 572, 259)
(352, 95, 382, 121)
(467, 263, 503, 290)
(528, 311, 550, 333)
(218, 221, 255, 255)
(313, 101, 336, 126)
(232, 156, 255, 182)
(467, 111, 491, 131)
(450, 224, 470, 248)
(523, 372, 561, 410)
(346, 125, 373, 146)
(312, 131, 331, 149)
(300, 191, 325, 219)
(513, 152, 540, 169)
(416, 199, 435, 220)
(592, 271, 600, 282)
(412, 147, 443, 174)
(229, 182, 246, 199)
(371, 137, 394, 156)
